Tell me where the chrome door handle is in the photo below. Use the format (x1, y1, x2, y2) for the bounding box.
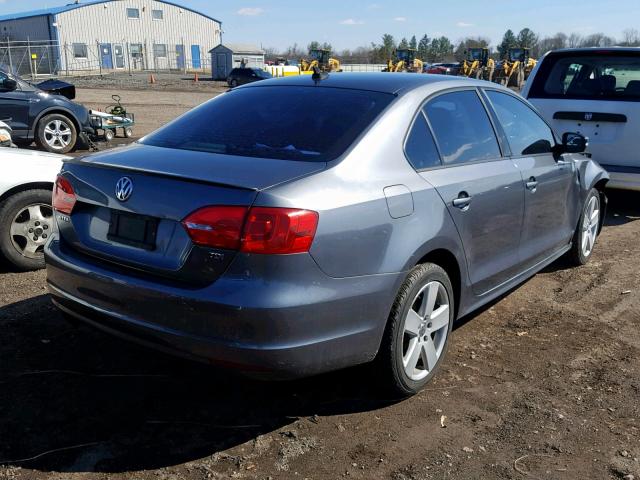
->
(452, 193, 472, 209)
(556, 160, 570, 166)
(526, 177, 538, 191)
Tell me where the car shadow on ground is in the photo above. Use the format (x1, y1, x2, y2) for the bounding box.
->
(603, 189, 640, 227)
(0, 295, 398, 473)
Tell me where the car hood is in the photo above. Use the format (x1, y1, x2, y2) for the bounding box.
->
(69, 143, 327, 191)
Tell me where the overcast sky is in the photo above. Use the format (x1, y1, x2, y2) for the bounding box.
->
(6, 0, 640, 50)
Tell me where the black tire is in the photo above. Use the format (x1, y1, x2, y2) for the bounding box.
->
(124, 127, 133, 138)
(104, 129, 115, 141)
(0, 189, 53, 272)
(36, 113, 77, 154)
(568, 188, 601, 266)
(378, 263, 455, 397)
(230, 79, 238, 88)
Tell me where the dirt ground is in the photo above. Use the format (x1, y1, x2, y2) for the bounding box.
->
(1, 81, 639, 480)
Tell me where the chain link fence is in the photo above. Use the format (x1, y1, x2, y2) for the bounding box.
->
(0, 39, 211, 78)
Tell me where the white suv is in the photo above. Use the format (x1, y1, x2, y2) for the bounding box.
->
(522, 47, 640, 190)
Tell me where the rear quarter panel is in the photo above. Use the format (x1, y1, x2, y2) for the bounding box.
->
(0, 149, 65, 197)
(256, 85, 469, 283)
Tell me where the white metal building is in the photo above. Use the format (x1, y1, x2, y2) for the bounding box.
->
(0, 0, 222, 73)
(210, 44, 265, 80)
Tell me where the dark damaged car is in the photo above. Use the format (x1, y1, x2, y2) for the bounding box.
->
(0, 68, 93, 153)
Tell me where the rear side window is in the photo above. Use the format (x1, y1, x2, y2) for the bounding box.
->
(529, 52, 640, 101)
(486, 91, 555, 156)
(404, 113, 441, 170)
(424, 90, 500, 166)
(142, 86, 394, 162)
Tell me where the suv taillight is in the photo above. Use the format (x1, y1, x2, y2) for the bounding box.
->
(182, 206, 318, 254)
(52, 175, 77, 214)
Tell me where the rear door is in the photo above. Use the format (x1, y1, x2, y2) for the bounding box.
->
(417, 89, 525, 295)
(524, 50, 640, 172)
(484, 89, 579, 268)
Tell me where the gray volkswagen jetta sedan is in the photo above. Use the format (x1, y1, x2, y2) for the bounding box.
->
(45, 73, 608, 396)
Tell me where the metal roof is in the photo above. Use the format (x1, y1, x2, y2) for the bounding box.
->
(244, 72, 491, 95)
(0, 0, 222, 24)
(210, 43, 264, 54)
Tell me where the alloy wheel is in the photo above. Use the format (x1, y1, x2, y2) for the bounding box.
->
(43, 119, 72, 150)
(402, 281, 450, 381)
(10, 203, 54, 259)
(581, 195, 600, 258)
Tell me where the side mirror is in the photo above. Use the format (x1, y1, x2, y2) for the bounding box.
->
(559, 132, 587, 154)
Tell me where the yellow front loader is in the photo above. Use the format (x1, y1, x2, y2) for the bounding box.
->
(386, 48, 423, 73)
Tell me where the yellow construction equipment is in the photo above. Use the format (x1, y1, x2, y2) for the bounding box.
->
(494, 48, 537, 88)
(459, 48, 495, 81)
(385, 48, 424, 73)
(300, 49, 341, 74)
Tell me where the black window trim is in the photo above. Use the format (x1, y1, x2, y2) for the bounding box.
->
(481, 86, 560, 158)
(403, 86, 507, 173)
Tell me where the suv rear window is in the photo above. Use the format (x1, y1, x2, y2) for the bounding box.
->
(141, 86, 394, 161)
(529, 51, 640, 101)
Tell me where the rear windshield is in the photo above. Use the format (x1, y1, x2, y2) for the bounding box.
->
(141, 86, 394, 161)
(529, 51, 640, 101)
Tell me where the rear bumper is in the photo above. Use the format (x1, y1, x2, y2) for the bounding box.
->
(45, 236, 402, 378)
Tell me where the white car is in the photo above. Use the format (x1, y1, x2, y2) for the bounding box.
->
(522, 47, 640, 190)
(0, 146, 66, 270)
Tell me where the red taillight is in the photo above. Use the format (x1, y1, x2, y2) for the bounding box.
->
(182, 206, 248, 250)
(52, 175, 76, 214)
(181, 206, 319, 254)
(241, 207, 318, 254)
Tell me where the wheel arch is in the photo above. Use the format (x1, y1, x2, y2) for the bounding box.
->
(0, 182, 54, 205)
(415, 248, 462, 319)
(32, 108, 81, 138)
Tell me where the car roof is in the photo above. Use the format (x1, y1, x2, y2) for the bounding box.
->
(241, 72, 488, 95)
(545, 46, 640, 55)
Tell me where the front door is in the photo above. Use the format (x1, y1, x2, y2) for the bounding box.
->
(100, 43, 113, 69)
(176, 44, 185, 69)
(191, 45, 201, 69)
(0, 73, 31, 136)
(484, 89, 579, 268)
(420, 89, 525, 295)
(114, 44, 125, 69)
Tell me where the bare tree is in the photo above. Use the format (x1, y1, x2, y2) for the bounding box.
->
(567, 33, 583, 48)
(580, 33, 616, 47)
(622, 28, 640, 46)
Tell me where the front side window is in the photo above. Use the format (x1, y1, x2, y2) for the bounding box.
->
(152, 9, 163, 20)
(530, 52, 640, 100)
(72, 43, 87, 58)
(404, 112, 441, 170)
(486, 90, 555, 156)
(141, 86, 394, 162)
(153, 44, 167, 58)
(127, 8, 140, 19)
(424, 90, 500, 166)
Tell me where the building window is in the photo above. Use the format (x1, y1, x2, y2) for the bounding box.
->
(153, 44, 167, 58)
(126, 8, 140, 19)
(130, 43, 143, 58)
(152, 9, 163, 20)
(72, 43, 88, 58)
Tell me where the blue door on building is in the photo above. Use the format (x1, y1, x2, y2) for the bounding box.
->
(100, 43, 113, 69)
(191, 45, 201, 69)
(176, 44, 185, 69)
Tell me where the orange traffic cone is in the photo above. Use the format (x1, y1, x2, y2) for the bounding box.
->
(149, 73, 156, 84)
(193, 72, 199, 82)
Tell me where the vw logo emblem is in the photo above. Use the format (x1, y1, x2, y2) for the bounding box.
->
(584, 112, 593, 121)
(115, 177, 133, 202)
